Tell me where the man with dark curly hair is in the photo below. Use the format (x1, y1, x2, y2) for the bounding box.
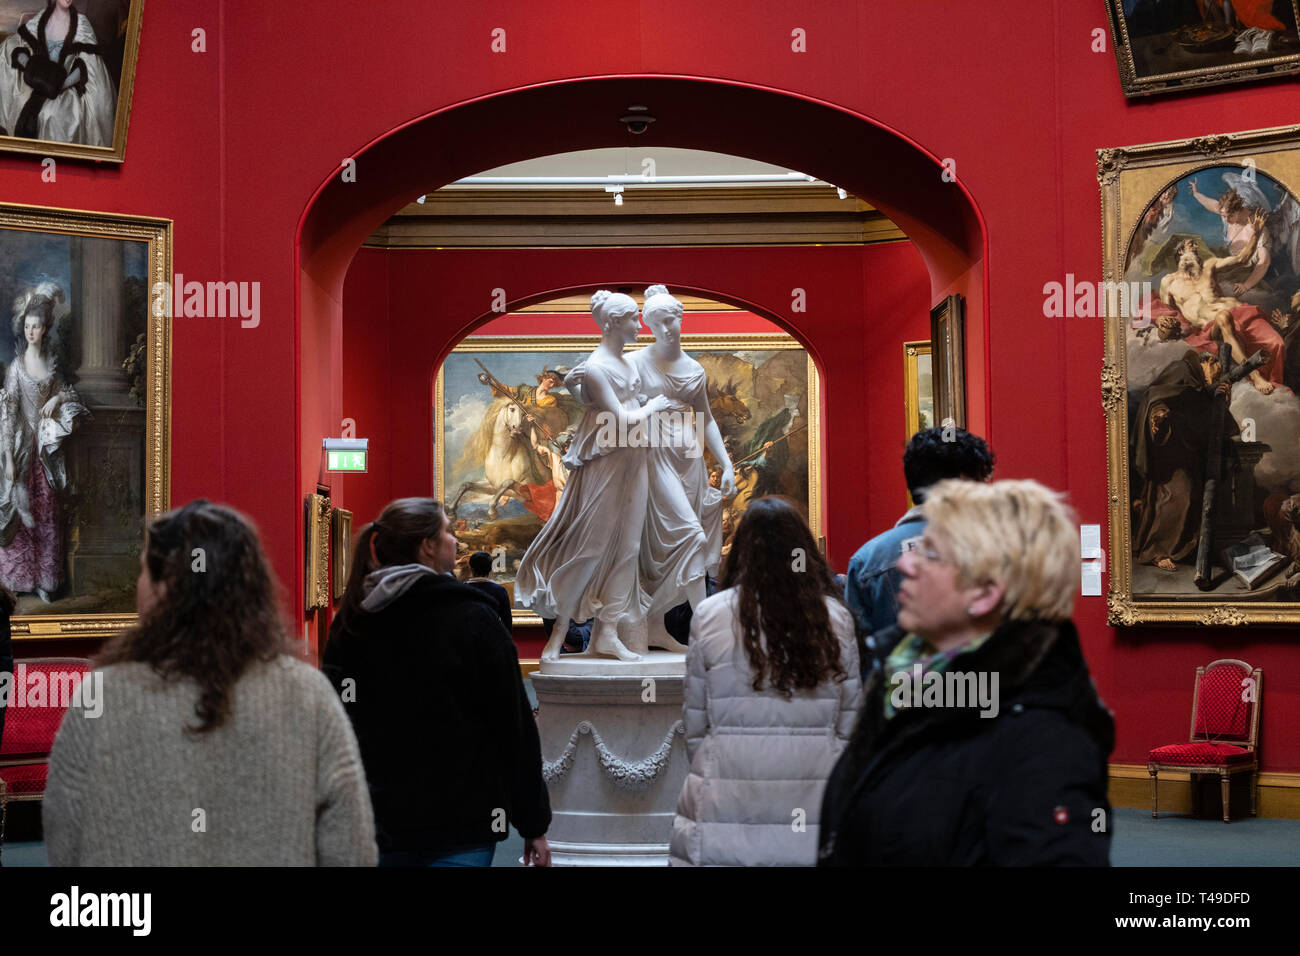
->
(844, 426, 994, 673)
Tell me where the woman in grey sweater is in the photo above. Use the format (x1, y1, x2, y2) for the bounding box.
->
(42, 499, 377, 866)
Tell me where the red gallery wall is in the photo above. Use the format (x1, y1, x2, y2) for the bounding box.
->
(341, 240, 932, 659)
(3, 0, 1298, 772)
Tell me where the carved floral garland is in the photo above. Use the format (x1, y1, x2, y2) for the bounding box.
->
(543, 720, 684, 792)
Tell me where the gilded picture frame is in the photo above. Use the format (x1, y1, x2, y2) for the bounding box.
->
(904, 340, 933, 510)
(304, 493, 329, 612)
(930, 295, 965, 429)
(1099, 124, 1300, 626)
(3, 200, 169, 640)
(435, 334, 822, 626)
(331, 506, 351, 602)
(0, 0, 146, 163)
(1106, 0, 1300, 99)
(903, 340, 933, 440)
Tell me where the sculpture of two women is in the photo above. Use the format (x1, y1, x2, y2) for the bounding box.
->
(516, 286, 736, 662)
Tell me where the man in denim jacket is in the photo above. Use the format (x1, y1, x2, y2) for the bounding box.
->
(844, 427, 994, 674)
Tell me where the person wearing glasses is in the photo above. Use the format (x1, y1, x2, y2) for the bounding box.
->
(844, 427, 994, 675)
(819, 479, 1114, 866)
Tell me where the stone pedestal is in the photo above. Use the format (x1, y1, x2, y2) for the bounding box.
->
(533, 651, 687, 866)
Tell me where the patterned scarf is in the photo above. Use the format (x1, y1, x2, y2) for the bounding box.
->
(882, 630, 993, 720)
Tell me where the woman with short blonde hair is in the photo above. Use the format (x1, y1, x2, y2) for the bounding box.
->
(920, 478, 1078, 623)
(820, 479, 1114, 866)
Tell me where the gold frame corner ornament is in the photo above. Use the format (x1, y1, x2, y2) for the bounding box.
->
(1100, 125, 1300, 625)
(4, 201, 171, 640)
(436, 333, 822, 626)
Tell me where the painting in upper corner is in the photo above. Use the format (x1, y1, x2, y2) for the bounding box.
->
(0, 0, 145, 162)
(1099, 125, 1300, 625)
(1106, 0, 1300, 97)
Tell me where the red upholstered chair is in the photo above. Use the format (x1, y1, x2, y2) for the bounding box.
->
(1148, 659, 1262, 823)
(0, 658, 91, 863)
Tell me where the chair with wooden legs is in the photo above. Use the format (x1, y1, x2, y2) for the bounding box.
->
(1147, 659, 1261, 823)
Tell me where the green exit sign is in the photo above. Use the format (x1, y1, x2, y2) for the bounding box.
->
(327, 450, 367, 472)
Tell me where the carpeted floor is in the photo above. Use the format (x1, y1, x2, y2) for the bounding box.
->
(4, 807, 1295, 867)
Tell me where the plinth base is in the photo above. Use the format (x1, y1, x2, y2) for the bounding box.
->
(534, 656, 688, 867)
(547, 839, 670, 867)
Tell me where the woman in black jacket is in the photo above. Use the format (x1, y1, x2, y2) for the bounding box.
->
(323, 497, 551, 867)
(819, 479, 1114, 866)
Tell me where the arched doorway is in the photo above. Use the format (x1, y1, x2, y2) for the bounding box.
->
(297, 75, 988, 643)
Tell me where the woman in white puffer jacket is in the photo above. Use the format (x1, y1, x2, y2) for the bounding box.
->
(670, 496, 862, 866)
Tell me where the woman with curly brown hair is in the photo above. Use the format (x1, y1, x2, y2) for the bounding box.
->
(669, 496, 861, 866)
(41, 499, 377, 865)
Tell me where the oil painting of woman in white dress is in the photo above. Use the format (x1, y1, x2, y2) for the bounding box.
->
(0, 282, 90, 601)
(0, 0, 118, 147)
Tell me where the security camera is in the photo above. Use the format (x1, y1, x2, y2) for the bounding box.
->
(620, 105, 656, 135)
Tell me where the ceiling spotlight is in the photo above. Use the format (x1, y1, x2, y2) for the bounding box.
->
(836, 188, 847, 200)
(614, 193, 623, 206)
(620, 105, 656, 135)
(416, 195, 426, 205)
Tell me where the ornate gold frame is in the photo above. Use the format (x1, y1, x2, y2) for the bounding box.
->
(1105, 0, 1300, 98)
(3, 201, 170, 640)
(435, 333, 822, 626)
(1098, 124, 1300, 626)
(903, 340, 931, 440)
(305, 493, 330, 612)
(0, 0, 146, 163)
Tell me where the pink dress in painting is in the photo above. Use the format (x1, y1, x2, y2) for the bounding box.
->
(0, 359, 89, 594)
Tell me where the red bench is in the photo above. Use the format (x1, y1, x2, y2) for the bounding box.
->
(0, 658, 91, 864)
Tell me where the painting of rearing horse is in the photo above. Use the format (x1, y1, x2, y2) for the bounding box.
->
(448, 396, 542, 520)
(436, 337, 816, 620)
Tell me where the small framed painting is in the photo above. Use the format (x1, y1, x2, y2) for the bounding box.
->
(331, 507, 351, 602)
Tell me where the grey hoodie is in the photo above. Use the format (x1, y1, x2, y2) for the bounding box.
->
(360, 563, 448, 613)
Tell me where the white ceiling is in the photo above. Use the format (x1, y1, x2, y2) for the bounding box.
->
(454, 147, 821, 188)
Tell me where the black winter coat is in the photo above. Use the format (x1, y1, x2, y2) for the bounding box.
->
(322, 573, 551, 852)
(819, 617, 1114, 866)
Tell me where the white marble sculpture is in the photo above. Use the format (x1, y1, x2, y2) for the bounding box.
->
(515, 291, 674, 663)
(627, 284, 737, 653)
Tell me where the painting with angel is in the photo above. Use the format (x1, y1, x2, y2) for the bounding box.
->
(1103, 132, 1300, 622)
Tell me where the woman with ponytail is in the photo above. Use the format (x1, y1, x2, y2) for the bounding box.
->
(324, 497, 551, 867)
